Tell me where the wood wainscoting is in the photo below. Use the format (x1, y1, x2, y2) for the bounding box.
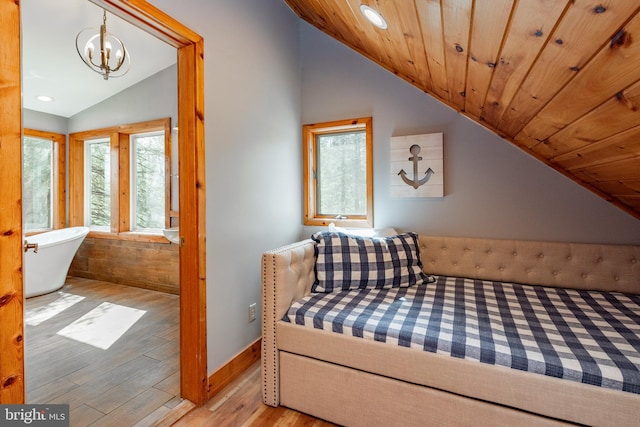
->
(69, 237, 179, 294)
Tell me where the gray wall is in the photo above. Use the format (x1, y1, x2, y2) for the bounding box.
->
(149, 0, 302, 372)
(300, 21, 640, 245)
(24, 109, 67, 134)
(68, 65, 177, 133)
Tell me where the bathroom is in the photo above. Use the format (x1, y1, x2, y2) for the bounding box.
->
(21, 0, 183, 423)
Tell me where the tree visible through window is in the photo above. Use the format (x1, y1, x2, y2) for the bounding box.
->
(23, 136, 53, 230)
(86, 138, 111, 229)
(316, 130, 367, 216)
(132, 132, 166, 230)
(303, 117, 373, 228)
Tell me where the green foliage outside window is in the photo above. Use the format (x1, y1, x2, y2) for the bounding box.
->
(88, 140, 111, 228)
(132, 133, 165, 230)
(316, 130, 367, 216)
(23, 137, 53, 230)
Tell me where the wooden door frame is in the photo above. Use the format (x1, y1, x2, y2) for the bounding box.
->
(0, 0, 209, 405)
(0, 0, 25, 404)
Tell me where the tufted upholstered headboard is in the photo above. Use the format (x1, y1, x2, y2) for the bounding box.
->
(419, 236, 640, 295)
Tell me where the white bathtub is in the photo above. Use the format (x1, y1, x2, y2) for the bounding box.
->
(24, 226, 90, 298)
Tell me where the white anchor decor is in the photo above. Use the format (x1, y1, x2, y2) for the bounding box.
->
(390, 133, 443, 198)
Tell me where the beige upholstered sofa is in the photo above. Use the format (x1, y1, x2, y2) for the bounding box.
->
(262, 235, 640, 426)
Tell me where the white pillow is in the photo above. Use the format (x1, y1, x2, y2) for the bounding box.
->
(328, 222, 398, 238)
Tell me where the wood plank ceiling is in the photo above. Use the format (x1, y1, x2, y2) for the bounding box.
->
(285, 0, 640, 221)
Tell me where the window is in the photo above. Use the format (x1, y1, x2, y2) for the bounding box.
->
(23, 129, 65, 232)
(85, 138, 111, 230)
(303, 117, 373, 227)
(131, 131, 166, 231)
(69, 118, 171, 240)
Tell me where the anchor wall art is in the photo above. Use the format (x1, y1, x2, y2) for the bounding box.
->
(390, 133, 444, 198)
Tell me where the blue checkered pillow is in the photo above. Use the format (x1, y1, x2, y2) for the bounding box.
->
(311, 231, 433, 293)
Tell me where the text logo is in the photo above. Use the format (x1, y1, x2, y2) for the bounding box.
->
(1, 405, 69, 426)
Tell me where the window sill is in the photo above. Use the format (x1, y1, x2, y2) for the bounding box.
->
(24, 229, 53, 237)
(87, 230, 171, 244)
(304, 217, 373, 228)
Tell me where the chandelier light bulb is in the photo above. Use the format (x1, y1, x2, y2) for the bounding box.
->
(85, 42, 95, 58)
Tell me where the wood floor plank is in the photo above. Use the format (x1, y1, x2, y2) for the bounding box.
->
(26, 377, 79, 404)
(88, 387, 174, 427)
(204, 368, 263, 425)
(62, 334, 170, 386)
(83, 356, 175, 414)
(148, 400, 196, 427)
(132, 404, 173, 427)
(205, 360, 261, 410)
(145, 337, 180, 363)
(69, 404, 105, 426)
(154, 371, 181, 396)
(49, 357, 161, 410)
(171, 407, 218, 427)
(27, 355, 92, 390)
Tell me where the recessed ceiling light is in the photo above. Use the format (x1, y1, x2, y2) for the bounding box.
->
(360, 4, 387, 29)
(36, 95, 53, 102)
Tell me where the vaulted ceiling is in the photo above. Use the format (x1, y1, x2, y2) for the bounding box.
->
(22, 0, 175, 118)
(285, 0, 640, 221)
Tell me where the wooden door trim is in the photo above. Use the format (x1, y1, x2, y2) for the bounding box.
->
(0, 0, 25, 403)
(88, 0, 209, 405)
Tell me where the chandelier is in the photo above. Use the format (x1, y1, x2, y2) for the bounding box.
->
(75, 10, 130, 80)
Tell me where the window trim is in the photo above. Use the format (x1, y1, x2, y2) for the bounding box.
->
(69, 118, 171, 242)
(303, 117, 373, 228)
(23, 128, 66, 233)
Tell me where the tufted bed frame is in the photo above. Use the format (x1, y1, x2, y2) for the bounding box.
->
(261, 235, 640, 426)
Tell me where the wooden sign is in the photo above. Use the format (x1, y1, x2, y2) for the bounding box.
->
(390, 133, 444, 198)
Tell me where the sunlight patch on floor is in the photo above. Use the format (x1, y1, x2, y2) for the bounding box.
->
(25, 292, 85, 326)
(57, 302, 146, 350)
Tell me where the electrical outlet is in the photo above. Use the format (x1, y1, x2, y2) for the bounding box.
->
(248, 303, 257, 323)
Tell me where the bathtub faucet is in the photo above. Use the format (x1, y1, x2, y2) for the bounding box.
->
(23, 240, 38, 254)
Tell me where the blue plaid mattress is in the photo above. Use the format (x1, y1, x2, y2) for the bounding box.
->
(284, 276, 640, 394)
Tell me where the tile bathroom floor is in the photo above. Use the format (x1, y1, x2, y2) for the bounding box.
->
(24, 276, 180, 426)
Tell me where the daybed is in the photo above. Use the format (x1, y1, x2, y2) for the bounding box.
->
(261, 233, 640, 426)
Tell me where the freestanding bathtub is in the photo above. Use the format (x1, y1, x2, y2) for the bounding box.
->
(24, 226, 90, 298)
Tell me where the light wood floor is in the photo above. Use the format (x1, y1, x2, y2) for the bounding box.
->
(172, 361, 336, 427)
(25, 276, 181, 426)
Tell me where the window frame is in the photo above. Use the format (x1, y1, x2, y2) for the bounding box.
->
(69, 118, 171, 242)
(23, 128, 66, 233)
(303, 117, 373, 228)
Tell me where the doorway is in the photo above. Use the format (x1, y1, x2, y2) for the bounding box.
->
(0, 0, 208, 406)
